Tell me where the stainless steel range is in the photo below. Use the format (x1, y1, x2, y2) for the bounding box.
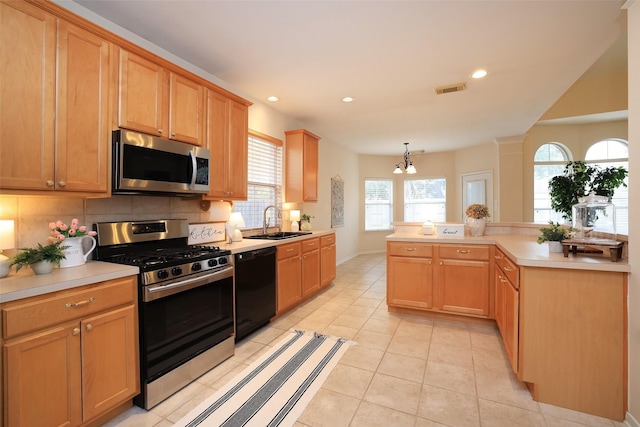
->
(93, 219, 234, 409)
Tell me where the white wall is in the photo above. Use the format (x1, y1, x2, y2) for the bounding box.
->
(626, 3, 639, 425)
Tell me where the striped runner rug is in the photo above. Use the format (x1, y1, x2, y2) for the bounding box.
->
(173, 330, 353, 427)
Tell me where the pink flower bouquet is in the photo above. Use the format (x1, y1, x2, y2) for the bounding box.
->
(49, 218, 97, 240)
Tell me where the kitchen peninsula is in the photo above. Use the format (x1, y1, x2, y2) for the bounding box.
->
(386, 223, 629, 421)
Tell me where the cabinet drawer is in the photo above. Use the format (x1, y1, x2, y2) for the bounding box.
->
(439, 245, 489, 261)
(388, 242, 433, 258)
(320, 234, 335, 247)
(301, 238, 320, 253)
(495, 250, 519, 286)
(277, 242, 301, 260)
(2, 276, 136, 340)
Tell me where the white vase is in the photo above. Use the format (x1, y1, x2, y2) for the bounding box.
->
(548, 241, 563, 253)
(32, 261, 53, 275)
(467, 218, 486, 236)
(300, 220, 312, 231)
(59, 236, 97, 268)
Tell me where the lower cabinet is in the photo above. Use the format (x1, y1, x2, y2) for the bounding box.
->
(276, 242, 302, 314)
(320, 234, 336, 287)
(301, 238, 320, 297)
(494, 248, 519, 373)
(1, 276, 139, 427)
(386, 242, 490, 318)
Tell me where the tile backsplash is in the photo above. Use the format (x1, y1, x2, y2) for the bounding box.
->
(0, 195, 229, 252)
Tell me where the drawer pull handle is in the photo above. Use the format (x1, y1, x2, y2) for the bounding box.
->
(504, 266, 514, 272)
(286, 248, 294, 252)
(457, 250, 470, 254)
(65, 297, 94, 308)
(86, 324, 93, 331)
(500, 278, 509, 284)
(494, 255, 503, 260)
(72, 328, 80, 336)
(405, 248, 416, 251)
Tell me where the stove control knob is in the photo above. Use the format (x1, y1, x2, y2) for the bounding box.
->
(157, 270, 169, 280)
(192, 262, 201, 272)
(218, 257, 228, 265)
(208, 259, 218, 267)
(172, 266, 183, 276)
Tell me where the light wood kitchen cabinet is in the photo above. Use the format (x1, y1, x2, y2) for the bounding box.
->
(435, 244, 491, 317)
(285, 129, 319, 202)
(205, 89, 248, 200)
(387, 242, 434, 310)
(301, 238, 320, 297)
(0, 1, 110, 194)
(276, 242, 302, 314)
(119, 50, 205, 146)
(1, 276, 139, 427)
(494, 248, 519, 373)
(320, 234, 336, 287)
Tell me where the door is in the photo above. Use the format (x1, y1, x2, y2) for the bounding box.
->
(277, 256, 302, 313)
(4, 323, 82, 427)
(169, 72, 204, 145)
(302, 249, 320, 297)
(437, 259, 489, 316)
(387, 256, 433, 309)
(461, 170, 493, 221)
(81, 305, 138, 421)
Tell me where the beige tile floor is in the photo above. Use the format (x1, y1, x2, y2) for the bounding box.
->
(105, 253, 626, 427)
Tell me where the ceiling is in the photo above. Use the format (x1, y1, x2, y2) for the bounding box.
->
(72, 0, 627, 155)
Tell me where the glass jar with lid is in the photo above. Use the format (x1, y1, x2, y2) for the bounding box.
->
(571, 193, 616, 240)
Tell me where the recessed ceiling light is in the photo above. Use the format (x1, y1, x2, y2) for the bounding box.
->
(472, 69, 488, 79)
(342, 97, 354, 103)
(267, 96, 279, 102)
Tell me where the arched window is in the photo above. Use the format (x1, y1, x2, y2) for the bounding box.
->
(585, 139, 628, 234)
(533, 143, 572, 223)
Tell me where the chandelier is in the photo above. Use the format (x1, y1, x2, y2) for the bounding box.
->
(393, 142, 417, 174)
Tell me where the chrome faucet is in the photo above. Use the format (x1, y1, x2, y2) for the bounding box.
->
(263, 205, 280, 235)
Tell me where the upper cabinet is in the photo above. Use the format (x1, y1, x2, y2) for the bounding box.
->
(118, 50, 205, 146)
(285, 129, 320, 202)
(204, 89, 248, 200)
(0, 1, 110, 194)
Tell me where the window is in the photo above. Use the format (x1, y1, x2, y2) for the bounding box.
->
(365, 179, 393, 230)
(233, 132, 282, 229)
(585, 139, 628, 234)
(404, 178, 446, 222)
(533, 143, 571, 223)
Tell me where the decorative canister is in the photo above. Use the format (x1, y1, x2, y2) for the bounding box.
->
(572, 193, 616, 240)
(59, 236, 97, 268)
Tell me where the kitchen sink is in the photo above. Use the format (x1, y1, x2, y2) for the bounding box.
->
(244, 231, 312, 240)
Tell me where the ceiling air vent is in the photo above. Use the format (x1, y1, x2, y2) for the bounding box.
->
(435, 82, 467, 95)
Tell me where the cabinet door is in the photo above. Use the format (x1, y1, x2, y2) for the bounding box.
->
(321, 244, 336, 287)
(277, 256, 302, 314)
(0, 0, 56, 191)
(302, 133, 318, 201)
(81, 304, 138, 421)
(206, 89, 230, 198)
(387, 256, 433, 309)
(227, 99, 248, 199)
(302, 249, 320, 297)
(169, 72, 204, 145)
(494, 270, 506, 333)
(4, 323, 82, 427)
(119, 50, 168, 136)
(55, 20, 110, 193)
(437, 259, 489, 317)
(504, 280, 519, 374)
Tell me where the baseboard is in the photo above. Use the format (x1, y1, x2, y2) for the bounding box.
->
(626, 411, 640, 427)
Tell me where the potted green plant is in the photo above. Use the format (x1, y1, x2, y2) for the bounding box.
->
(537, 222, 573, 253)
(10, 241, 68, 275)
(549, 161, 627, 221)
(300, 214, 314, 231)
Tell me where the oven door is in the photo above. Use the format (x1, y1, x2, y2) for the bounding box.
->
(113, 128, 210, 195)
(139, 267, 234, 382)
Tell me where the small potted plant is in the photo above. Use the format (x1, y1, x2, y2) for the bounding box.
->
(300, 214, 314, 231)
(10, 241, 68, 275)
(537, 222, 573, 253)
(465, 203, 490, 236)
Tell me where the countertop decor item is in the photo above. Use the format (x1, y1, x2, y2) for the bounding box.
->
(48, 218, 97, 240)
(300, 213, 314, 231)
(548, 161, 627, 221)
(537, 221, 573, 252)
(465, 203, 490, 236)
(10, 241, 69, 274)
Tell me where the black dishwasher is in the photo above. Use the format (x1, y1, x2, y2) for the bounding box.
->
(234, 246, 277, 341)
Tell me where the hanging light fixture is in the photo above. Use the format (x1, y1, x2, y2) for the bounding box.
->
(393, 142, 417, 174)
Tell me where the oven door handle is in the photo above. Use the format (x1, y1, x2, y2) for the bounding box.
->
(144, 266, 233, 302)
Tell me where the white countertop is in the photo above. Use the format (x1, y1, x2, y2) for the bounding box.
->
(386, 232, 630, 273)
(0, 230, 336, 303)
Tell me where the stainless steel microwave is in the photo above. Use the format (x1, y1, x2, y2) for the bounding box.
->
(112, 129, 210, 196)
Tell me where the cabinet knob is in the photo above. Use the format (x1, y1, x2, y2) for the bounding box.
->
(72, 328, 80, 336)
(157, 129, 163, 134)
(171, 132, 176, 137)
(58, 180, 66, 187)
(439, 261, 444, 266)
(46, 180, 54, 187)
(86, 324, 93, 331)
